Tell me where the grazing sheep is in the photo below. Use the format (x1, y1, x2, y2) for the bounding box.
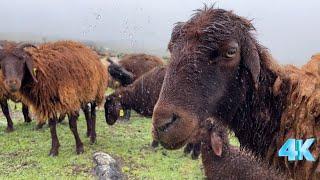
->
(105, 66, 201, 158)
(0, 41, 107, 156)
(201, 118, 286, 180)
(152, 6, 320, 179)
(0, 41, 32, 132)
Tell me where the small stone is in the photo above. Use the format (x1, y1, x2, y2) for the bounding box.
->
(93, 152, 124, 180)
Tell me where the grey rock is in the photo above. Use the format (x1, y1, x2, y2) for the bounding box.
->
(93, 152, 124, 180)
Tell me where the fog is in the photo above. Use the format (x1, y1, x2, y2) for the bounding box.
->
(0, 0, 319, 65)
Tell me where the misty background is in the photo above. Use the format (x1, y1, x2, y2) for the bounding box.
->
(0, 0, 319, 65)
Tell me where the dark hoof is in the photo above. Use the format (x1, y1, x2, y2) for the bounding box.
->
(151, 140, 159, 148)
(76, 145, 84, 154)
(90, 137, 97, 144)
(5, 127, 14, 133)
(49, 149, 59, 157)
(25, 118, 32, 123)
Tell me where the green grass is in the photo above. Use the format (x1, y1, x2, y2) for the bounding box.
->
(0, 102, 239, 179)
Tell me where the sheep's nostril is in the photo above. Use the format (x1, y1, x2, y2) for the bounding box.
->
(157, 114, 180, 133)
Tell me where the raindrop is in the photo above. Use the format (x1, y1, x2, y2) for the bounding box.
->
(96, 14, 102, 20)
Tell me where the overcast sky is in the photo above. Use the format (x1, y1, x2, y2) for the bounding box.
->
(0, 0, 319, 65)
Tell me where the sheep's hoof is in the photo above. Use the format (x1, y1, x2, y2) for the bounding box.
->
(151, 140, 159, 148)
(49, 149, 59, 157)
(25, 118, 32, 123)
(76, 146, 84, 154)
(5, 127, 14, 133)
(90, 137, 97, 145)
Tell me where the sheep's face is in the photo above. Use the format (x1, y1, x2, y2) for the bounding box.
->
(0, 44, 37, 93)
(152, 7, 261, 150)
(104, 94, 122, 125)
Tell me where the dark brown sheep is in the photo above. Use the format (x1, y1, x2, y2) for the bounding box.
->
(201, 118, 286, 180)
(152, 6, 320, 179)
(0, 41, 32, 132)
(105, 66, 201, 158)
(0, 41, 108, 156)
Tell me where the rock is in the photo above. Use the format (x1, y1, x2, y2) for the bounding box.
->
(93, 152, 124, 180)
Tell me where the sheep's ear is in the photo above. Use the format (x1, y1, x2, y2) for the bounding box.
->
(210, 132, 223, 157)
(25, 57, 38, 83)
(241, 38, 260, 89)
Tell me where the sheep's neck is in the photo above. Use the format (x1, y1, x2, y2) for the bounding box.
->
(220, 62, 286, 159)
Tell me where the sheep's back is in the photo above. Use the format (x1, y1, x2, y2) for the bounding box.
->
(267, 57, 320, 179)
(119, 53, 164, 80)
(24, 41, 108, 121)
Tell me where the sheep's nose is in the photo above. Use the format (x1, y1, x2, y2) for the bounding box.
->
(4, 79, 20, 92)
(156, 114, 180, 133)
(5, 79, 18, 85)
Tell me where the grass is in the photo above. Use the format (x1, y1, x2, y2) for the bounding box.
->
(0, 101, 239, 179)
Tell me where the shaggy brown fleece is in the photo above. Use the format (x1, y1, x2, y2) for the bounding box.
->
(21, 41, 108, 122)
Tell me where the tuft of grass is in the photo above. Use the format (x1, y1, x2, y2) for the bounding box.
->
(0, 102, 239, 179)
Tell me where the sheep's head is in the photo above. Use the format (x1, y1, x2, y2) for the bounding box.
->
(152, 7, 261, 150)
(104, 93, 123, 125)
(0, 43, 37, 92)
(107, 58, 134, 86)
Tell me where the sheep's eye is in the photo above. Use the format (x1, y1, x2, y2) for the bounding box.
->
(224, 47, 237, 58)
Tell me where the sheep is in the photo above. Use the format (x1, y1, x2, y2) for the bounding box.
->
(201, 117, 286, 180)
(152, 6, 320, 179)
(107, 54, 165, 122)
(0, 41, 107, 156)
(105, 66, 201, 158)
(0, 41, 32, 132)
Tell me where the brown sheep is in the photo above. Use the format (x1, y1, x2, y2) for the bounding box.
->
(0, 41, 108, 156)
(152, 6, 320, 179)
(201, 117, 286, 180)
(0, 41, 32, 132)
(105, 66, 201, 158)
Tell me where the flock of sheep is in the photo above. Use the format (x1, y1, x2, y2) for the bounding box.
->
(0, 6, 320, 180)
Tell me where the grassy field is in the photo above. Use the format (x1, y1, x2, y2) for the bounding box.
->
(0, 101, 239, 179)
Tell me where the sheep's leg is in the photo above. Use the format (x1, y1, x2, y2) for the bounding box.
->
(183, 143, 194, 155)
(123, 109, 131, 121)
(151, 140, 159, 148)
(0, 99, 14, 132)
(82, 104, 91, 137)
(49, 117, 60, 156)
(191, 142, 201, 160)
(90, 102, 97, 144)
(22, 103, 32, 123)
(69, 112, 84, 154)
(57, 113, 66, 123)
